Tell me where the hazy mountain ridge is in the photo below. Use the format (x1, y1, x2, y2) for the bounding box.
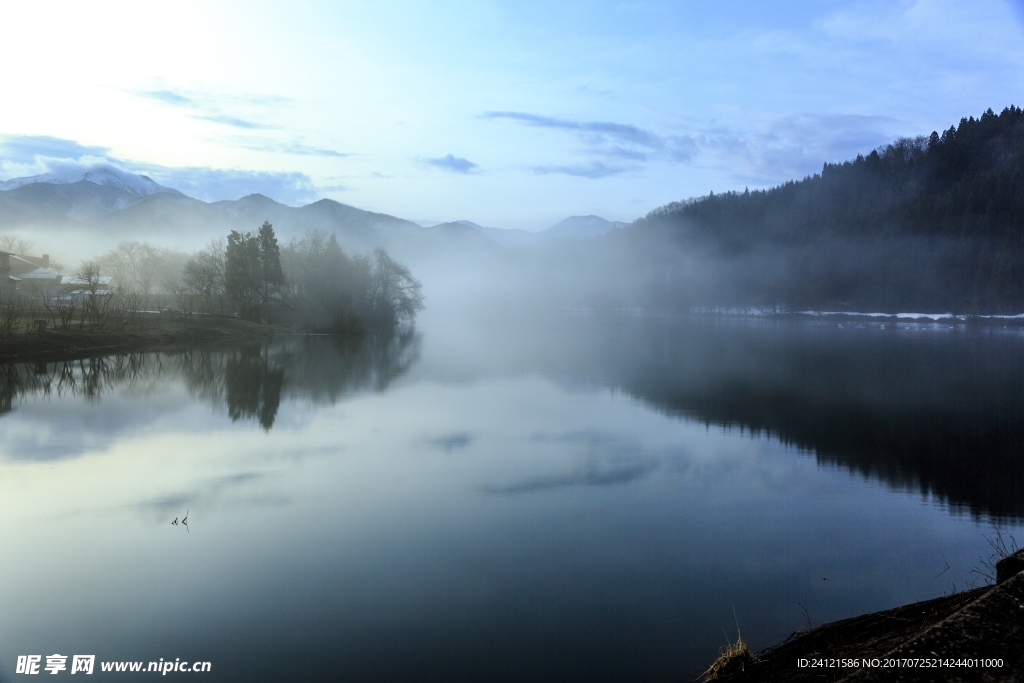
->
(0, 164, 182, 225)
(460, 221, 543, 248)
(623, 105, 1024, 313)
(1, 163, 628, 259)
(97, 192, 430, 252)
(0, 180, 182, 222)
(0, 166, 179, 196)
(459, 215, 629, 247)
(0, 169, 442, 256)
(544, 215, 628, 240)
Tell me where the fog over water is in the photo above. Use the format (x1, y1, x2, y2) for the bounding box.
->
(1, 310, 1021, 682)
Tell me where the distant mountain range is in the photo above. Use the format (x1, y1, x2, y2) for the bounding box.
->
(455, 216, 627, 247)
(0, 166, 454, 254)
(0, 164, 630, 256)
(0, 165, 179, 196)
(0, 167, 182, 222)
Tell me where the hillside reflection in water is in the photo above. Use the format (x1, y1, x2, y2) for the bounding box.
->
(488, 314, 1024, 521)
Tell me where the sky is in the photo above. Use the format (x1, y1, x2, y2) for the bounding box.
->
(1, 0, 1023, 230)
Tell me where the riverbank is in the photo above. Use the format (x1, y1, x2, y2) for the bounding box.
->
(685, 307, 1024, 323)
(0, 315, 287, 364)
(564, 307, 1024, 327)
(709, 549, 1024, 682)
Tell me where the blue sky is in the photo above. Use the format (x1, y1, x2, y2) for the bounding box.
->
(1, 0, 1023, 229)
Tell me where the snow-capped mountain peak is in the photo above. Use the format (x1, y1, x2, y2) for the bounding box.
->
(0, 163, 180, 197)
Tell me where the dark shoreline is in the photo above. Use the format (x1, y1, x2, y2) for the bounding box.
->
(0, 316, 289, 365)
(711, 549, 1024, 682)
(564, 307, 1024, 326)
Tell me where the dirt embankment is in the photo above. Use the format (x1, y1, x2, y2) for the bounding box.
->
(0, 316, 285, 364)
(709, 549, 1024, 682)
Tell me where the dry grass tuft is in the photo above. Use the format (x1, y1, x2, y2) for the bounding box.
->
(701, 630, 758, 682)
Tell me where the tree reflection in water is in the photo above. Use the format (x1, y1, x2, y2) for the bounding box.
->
(3, 318, 1023, 521)
(0, 326, 421, 430)
(526, 315, 1024, 522)
(0, 352, 162, 412)
(225, 346, 285, 430)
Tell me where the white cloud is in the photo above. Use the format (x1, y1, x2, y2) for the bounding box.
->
(422, 154, 479, 174)
(694, 113, 902, 184)
(480, 110, 899, 184)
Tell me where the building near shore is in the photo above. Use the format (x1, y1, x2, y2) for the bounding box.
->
(0, 250, 116, 297)
(13, 257, 63, 296)
(58, 274, 114, 296)
(0, 251, 21, 290)
(1, 250, 64, 293)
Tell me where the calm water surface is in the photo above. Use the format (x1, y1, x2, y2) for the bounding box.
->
(1, 312, 1022, 682)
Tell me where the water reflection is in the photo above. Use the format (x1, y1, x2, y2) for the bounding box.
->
(179, 329, 422, 429)
(3, 316, 1022, 520)
(0, 353, 159, 410)
(0, 327, 421, 432)
(423, 313, 1024, 521)
(481, 430, 662, 494)
(2, 314, 1022, 682)
(580, 318, 1024, 521)
(225, 345, 285, 429)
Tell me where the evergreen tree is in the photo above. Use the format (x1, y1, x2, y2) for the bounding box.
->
(225, 221, 285, 321)
(257, 221, 284, 314)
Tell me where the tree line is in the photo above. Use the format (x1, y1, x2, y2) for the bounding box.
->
(177, 221, 424, 331)
(630, 105, 1024, 313)
(0, 222, 423, 337)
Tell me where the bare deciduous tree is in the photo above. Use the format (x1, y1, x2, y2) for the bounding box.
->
(367, 248, 424, 324)
(75, 260, 114, 327)
(97, 241, 187, 296)
(181, 239, 227, 315)
(0, 291, 30, 336)
(43, 294, 77, 330)
(0, 234, 35, 256)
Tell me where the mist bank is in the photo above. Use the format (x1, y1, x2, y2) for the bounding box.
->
(0, 187, 494, 273)
(402, 105, 1024, 317)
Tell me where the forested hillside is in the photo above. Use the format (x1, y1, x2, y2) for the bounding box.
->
(630, 106, 1024, 313)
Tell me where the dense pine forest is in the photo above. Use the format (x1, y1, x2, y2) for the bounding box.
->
(630, 106, 1024, 313)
